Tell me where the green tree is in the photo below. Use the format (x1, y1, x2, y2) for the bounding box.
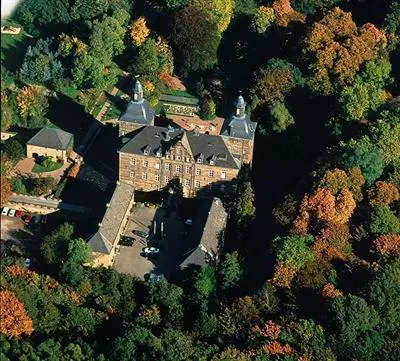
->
(369, 258, 400, 334)
(133, 39, 160, 75)
(64, 306, 97, 336)
(233, 181, 256, 232)
(41, 222, 74, 264)
(370, 204, 400, 235)
(3, 139, 25, 161)
(274, 234, 314, 271)
(292, 0, 342, 15)
(219, 251, 243, 291)
(192, 266, 217, 300)
(159, 328, 195, 361)
(268, 100, 294, 133)
(329, 295, 383, 361)
(173, 6, 220, 73)
(164, 0, 189, 10)
(342, 137, 384, 186)
(250, 6, 275, 34)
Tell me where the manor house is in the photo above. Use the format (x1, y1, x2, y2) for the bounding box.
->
(118, 80, 256, 197)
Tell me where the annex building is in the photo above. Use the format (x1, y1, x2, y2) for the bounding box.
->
(118, 80, 257, 197)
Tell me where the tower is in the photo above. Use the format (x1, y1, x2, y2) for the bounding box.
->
(133, 79, 143, 102)
(221, 94, 257, 166)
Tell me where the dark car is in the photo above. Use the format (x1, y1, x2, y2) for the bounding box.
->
(132, 230, 149, 239)
(120, 236, 135, 246)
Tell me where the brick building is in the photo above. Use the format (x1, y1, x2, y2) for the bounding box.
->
(117, 80, 256, 197)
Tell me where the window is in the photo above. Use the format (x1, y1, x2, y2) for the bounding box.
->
(196, 168, 201, 176)
(155, 163, 160, 170)
(165, 164, 170, 171)
(197, 158, 202, 164)
(195, 180, 200, 188)
(166, 154, 170, 159)
(130, 172, 134, 178)
(155, 175, 160, 181)
(165, 176, 169, 183)
(121, 131, 125, 136)
(185, 166, 190, 174)
(143, 160, 148, 167)
(186, 157, 190, 162)
(184, 179, 190, 187)
(209, 170, 214, 177)
(221, 171, 226, 179)
(142, 172, 147, 180)
(176, 155, 181, 161)
(130, 158, 136, 165)
(175, 165, 181, 172)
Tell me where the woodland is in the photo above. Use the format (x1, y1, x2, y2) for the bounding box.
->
(0, 0, 399, 360)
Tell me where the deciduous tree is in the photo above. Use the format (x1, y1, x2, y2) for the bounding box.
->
(219, 251, 243, 291)
(0, 176, 12, 207)
(250, 6, 275, 34)
(191, 0, 234, 33)
(129, 17, 150, 47)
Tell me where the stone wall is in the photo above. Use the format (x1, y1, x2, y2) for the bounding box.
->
(26, 144, 68, 161)
(221, 136, 254, 166)
(119, 121, 145, 137)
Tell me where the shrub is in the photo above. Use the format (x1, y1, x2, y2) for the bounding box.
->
(2, 139, 25, 161)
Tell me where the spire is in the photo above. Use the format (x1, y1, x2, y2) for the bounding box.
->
(234, 92, 246, 118)
(133, 76, 143, 102)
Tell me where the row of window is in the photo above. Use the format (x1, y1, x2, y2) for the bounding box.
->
(129, 159, 227, 179)
(131, 172, 203, 188)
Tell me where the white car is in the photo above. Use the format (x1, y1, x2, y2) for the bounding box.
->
(1, 207, 10, 216)
(8, 209, 16, 217)
(143, 247, 160, 254)
(185, 219, 193, 226)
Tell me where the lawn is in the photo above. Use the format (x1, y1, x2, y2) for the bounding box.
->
(103, 105, 122, 120)
(32, 160, 64, 173)
(1, 22, 32, 73)
(164, 89, 196, 98)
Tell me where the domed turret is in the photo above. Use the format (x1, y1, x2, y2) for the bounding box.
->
(133, 79, 143, 102)
(235, 94, 246, 118)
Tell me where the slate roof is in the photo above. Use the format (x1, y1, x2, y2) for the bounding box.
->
(180, 198, 227, 268)
(160, 94, 199, 106)
(88, 182, 135, 255)
(119, 125, 183, 157)
(185, 132, 239, 169)
(27, 127, 73, 150)
(221, 114, 257, 140)
(119, 99, 155, 125)
(120, 126, 239, 169)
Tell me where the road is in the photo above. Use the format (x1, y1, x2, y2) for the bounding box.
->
(9, 194, 93, 214)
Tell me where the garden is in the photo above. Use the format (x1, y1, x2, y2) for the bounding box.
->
(32, 156, 63, 174)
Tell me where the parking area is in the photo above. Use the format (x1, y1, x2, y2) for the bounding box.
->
(112, 199, 208, 280)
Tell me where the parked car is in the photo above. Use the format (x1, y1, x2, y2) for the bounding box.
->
(32, 215, 42, 224)
(8, 209, 16, 217)
(23, 215, 33, 224)
(185, 219, 193, 226)
(148, 273, 163, 282)
(133, 230, 149, 239)
(1, 207, 10, 216)
(120, 236, 135, 246)
(15, 210, 23, 218)
(143, 247, 159, 254)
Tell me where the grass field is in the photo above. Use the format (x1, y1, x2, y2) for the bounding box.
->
(32, 160, 64, 173)
(1, 22, 32, 73)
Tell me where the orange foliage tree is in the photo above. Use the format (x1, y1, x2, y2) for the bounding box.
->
(373, 233, 400, 255)
(1, 176, 12, 207)
(129, 17, 150, 46)
(264, 340, 293, 356)
(368, 181, 400, 205)
(272, 0, 305, 27)
(305, 7, 386, 94)
(272, 262, 296, 288)
(292, 188, 356, 234)
(0, 290, 34, 338)
(322, 283, 343, 298)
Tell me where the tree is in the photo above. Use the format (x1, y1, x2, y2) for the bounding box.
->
(3, 139, 25, 161)
(329, 294, 383, 360)
(133, 39, 160, 75)
(192, 266, 217, 300)
(304, 7, 386, 95)
(0, 154, 13, 176)
(173, 6, 220, 73)
(41, 222, 74, 264)
(129, 17, 150, 47)
(0, 290, 34, 338)
(164, 0, 189, 10)
(250, 6, 275, 34)
(370, 204, 400, 235)
(136, 305, 161, 327)
(342, 137, 384, 186)
(368, 181, 400, 205)
(159, 329, 195, 361)
(373, 233, 400, 255)
(0, 176, 12, 207)
(369, 258, 400, 334)
(219, 251, 243, 291)
(274, 234, 314, 271)
(292, 0, 342, 15)
(251, 58, 303, 107)
(233, 181, 256, 232)
(191, 0, 234, 33)
(268, 100, 294, 133)
(16, 86, 49, 128)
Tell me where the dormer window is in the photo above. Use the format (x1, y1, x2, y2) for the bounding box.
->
(143, 145, 151, 155)
(197, 153, 204, 163)
(217, 153, 227, 161)
(155, 148, 162, 157)
(197, 158, 202, 164)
